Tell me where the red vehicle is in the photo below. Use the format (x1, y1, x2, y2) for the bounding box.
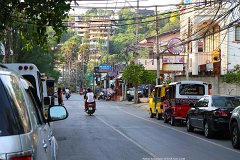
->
(163, 81, 210, 126)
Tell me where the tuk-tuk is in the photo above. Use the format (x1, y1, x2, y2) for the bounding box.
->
(148, 83, 168, 120)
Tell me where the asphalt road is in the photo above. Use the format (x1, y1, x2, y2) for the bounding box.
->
(53, 94, 240, 160)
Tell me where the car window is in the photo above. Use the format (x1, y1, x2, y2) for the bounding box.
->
(24, 89, 43, 126)
(213, 97, 239, 108)
(0, 78, 20, 136)
(0, 75, 31, 135)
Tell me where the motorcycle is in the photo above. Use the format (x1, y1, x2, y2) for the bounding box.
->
(85, 102, 96, 116)
(106, 93, 112, 101)
(65, 93, 71, 100)
(98, 94, 105, 100)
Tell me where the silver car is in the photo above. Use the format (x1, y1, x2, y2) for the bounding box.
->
(0, 66, 68, 159)
(230, 105, 240, 149)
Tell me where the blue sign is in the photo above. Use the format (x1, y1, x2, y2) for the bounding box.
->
(184, 0, 190, 4)
(99, 65, 113, 72)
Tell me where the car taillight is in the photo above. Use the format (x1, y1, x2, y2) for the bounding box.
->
(10, 155, 32, 160)
(213, 110, 228, 117)
(7, 151, 33, 160)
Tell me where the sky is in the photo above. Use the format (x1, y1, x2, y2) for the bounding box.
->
(70, 0, 181, 15)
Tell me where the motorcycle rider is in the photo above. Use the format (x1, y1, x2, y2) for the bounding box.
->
(84, 87, 96, 111)
(65, 87, 70, 99)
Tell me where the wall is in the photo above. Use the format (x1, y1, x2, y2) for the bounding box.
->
(174, 75, 240, 96)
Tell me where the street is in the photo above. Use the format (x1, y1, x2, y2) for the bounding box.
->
(53, 94, 240, 160)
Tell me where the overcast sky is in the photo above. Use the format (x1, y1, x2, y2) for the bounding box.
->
(70, 0, 181, 14)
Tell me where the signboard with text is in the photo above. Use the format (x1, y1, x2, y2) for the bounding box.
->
(99, 65, 113, 73)
(163, 56, 184, 64)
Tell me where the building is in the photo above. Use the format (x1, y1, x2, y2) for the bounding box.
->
(180, 0, 240, 76)
(74, 16, 117, 61)
(137, 29, 182, 77)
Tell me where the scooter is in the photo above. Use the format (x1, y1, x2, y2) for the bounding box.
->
(85, 102, 96, 116)
(98, 94, 105, 100)
(106, 93, 112, 101)
(65, 93, 71, 100)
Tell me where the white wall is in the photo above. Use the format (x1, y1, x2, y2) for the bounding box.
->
(227, 27, 240, 71)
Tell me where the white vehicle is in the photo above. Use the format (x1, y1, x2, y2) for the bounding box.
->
(3, 63, 50, 108)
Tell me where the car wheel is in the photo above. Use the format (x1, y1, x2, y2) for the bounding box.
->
(186, 117, 194, 132)
(170, 116, 175, 126)
(163, 113, 168, 123)
(231, 122, 240, 149)
(149, 109, 154, 118)
(204, 121, 214, 138)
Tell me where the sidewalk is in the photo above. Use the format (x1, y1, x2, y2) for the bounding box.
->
(117, 100, 148, 110)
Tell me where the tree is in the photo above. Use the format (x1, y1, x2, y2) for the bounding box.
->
(224, 65, 240, 84)
(0, 0, 75, 63)
(122, 64, 145, 104)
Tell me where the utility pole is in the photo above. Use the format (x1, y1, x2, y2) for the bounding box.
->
(186, 17, 190, 81)
(155, 6, 160, 85)
(107, 27, 110, 64)
(133, 0, 139, 64)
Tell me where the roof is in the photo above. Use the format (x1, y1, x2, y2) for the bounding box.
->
(137, 29, 180, 47)
(169, 81, 208, 85)
(145, 29, 180, 41)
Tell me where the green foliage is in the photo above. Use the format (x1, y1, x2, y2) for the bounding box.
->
(109, 33, 135, 54)
(143, 70, 157, 84)
(223, 65, 240, 84)
(0, 0, 73, 46)
(122, 64, 145, 87)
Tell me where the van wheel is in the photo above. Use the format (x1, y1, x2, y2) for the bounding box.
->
(149, 109, 154, 118)
(163, 113, 168, 123)
(186, 117, 194, 132)
(204, 121, 214, 138)
(231, 122, 240, 149)
(170, 116, 175, 126)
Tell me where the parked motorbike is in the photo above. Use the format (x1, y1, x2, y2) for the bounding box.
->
(98, 94, 105, 100)
(85, 102, 95, 116)
(106, 93, 112, 101)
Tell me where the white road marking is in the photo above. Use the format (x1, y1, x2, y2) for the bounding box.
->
(96, 116, 158, 158)
(119, 108, 240, 154)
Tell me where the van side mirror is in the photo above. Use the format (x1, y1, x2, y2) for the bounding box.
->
(44, 96, 51, 105)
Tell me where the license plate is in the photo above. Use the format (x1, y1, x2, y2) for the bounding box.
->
(89, 107, 93, 110)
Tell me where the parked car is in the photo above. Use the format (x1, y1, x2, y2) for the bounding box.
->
(0, 66, 68, 160)
(126, 86, 144, 101)
(186, 95, 240, 138)
(229, 106, 240, 149)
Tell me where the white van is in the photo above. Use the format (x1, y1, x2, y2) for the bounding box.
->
(3, 63, 50, 109)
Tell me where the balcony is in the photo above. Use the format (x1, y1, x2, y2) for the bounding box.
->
(197, 52, 221, 75)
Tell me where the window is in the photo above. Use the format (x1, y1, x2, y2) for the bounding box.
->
(24, 90, 42, 127)
(1, 75, 31, 134)
(235, 26, 240, 41)
(179, 84, 205, 95)
(204, 25, 220, 52)
(0, 78, 19, 136)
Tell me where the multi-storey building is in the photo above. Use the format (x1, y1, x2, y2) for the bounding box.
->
(180, 0, 240, 75)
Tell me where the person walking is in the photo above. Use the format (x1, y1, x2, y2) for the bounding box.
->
(57, 87, 63, 105)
